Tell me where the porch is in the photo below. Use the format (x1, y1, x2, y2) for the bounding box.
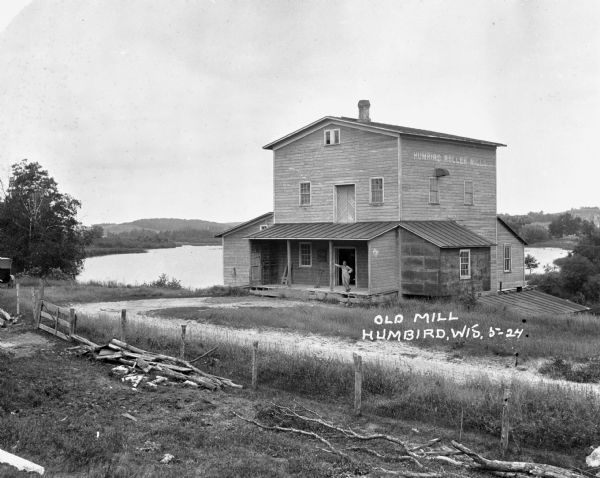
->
(245, 221, 404, 296)
(247, 283, 397, 305)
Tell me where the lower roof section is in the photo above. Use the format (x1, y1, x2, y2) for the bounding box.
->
(479, 289, 590, 315)
(246, 221, 400, 241)
(245, 220, 496, 248)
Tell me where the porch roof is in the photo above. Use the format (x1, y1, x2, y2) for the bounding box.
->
(245, 221, 401, 241)
(399, 221, 495, 248)
(245, 220, 496, 247)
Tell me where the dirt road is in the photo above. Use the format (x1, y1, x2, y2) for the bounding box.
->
(74, 296, 600, 394)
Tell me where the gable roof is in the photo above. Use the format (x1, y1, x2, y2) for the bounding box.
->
(497, 216, 527, 245)
(245, 220, 495, 248)
(398, 221, 496, 248)
(263, 116, 506, 150)
(215, 212, 273, 238)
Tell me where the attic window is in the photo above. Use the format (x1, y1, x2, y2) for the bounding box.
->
(259, 225, 269, 231)
(324, 129, 340, 145)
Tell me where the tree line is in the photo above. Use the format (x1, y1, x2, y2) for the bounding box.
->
(500, 210, 597, 244)
(529, 226, 600, 305)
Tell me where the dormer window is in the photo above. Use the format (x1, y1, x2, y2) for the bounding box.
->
(324, 129, 340, 145)
(259, 224, 269, 231)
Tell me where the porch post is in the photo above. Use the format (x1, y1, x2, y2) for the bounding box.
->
(367, 241, 372, 295)
(286, 240, 292, 287)
(329, 240, 334, 291)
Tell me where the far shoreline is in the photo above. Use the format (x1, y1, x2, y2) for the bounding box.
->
(84, 242, 222, 258)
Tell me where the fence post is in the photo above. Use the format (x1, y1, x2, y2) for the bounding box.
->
(69, 308, 76, 337)
(16, 283, 20, 316)
(500, 386, 511, 456)
(179, 324, 187, 359)
(39, 278, 44, 304)
(31, 288, 38, 328)
(251, 341, 259, 390)
(54, 308, 60, 335)
(353, 353, 362, 416)
(120, 309, 127, 342)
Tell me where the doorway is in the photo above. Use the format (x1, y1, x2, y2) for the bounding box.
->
(335, 184, 356, 223)
(335, 248, 356, 287)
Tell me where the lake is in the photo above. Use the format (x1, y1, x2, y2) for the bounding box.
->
(78, 245, 223, 289)
(524, 246, 570, 272)
(78, 245, 570, 288)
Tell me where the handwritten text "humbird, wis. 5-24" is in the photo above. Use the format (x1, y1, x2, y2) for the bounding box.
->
(362, 312, 524, 341)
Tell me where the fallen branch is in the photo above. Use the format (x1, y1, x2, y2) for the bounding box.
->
(271, 403, 418, 459)
(233, 411, 354, 461)
(450, 441, 586, 478)
(373, 467, 442, 477)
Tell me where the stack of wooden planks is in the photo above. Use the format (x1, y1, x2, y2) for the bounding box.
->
(71, 336, 241, 391)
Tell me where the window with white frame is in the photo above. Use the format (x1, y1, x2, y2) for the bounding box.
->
(299, 182, 311, 206)
(299, 242, 312, 267)
(464, 180, 474, 206)
(370, 177, 384, 204)
(429, 177, 439, 204)
(324, 129, 340, 145)
(459, 249, 471, 279)
(259, 224, 269, 231)
(504, 244, 511, 272)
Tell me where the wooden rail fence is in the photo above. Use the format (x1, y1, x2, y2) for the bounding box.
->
(28, 286, 513, 454)
(35, 300, 76, 342)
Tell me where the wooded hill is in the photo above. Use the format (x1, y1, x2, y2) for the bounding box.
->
(96, 218, 239, 235)
(85, 218, 240, 256)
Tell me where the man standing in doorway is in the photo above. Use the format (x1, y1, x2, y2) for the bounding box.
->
(334, 261, 353, 306)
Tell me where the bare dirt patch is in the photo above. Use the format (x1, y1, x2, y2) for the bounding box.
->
(0, 330, 53, 359)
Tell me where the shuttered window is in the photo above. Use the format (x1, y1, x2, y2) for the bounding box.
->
(429, 177, 439, 204)
(299, 182, 311, 206)
(324, 129, 340, 145)
(370, 177, 384, 204)
(464, 180, 474, 205)
(299, 243, 312, 267)
(504, 244, 511, 272)
(459, 249, 471, 279)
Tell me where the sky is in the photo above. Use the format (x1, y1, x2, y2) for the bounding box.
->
(0, 0, 598, 225)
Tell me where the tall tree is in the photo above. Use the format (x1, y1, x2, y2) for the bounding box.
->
(524, 253, 539, 275)
(548, 213, 582, 238)
(0, 160, 86, 276)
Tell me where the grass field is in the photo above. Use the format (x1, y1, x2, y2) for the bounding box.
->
(1, 282, 598, 474)
(65, 301, 600, 463)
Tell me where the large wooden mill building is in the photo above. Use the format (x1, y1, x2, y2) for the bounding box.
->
(217, 100, 525, 299)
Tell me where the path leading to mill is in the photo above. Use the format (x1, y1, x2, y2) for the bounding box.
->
(74, 296, 599, 395)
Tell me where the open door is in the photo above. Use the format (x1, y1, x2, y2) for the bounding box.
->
(335, 248, 356, 287)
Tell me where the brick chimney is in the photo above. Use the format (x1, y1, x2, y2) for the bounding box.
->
(358, 99, 371, 122)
